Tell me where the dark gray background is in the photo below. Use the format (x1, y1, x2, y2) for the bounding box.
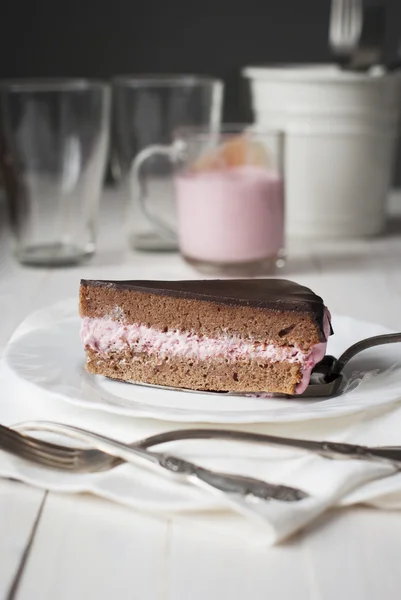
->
(1, 0, 400, 181)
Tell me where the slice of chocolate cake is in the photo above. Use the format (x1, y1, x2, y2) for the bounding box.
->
(79, 279, 332, 395)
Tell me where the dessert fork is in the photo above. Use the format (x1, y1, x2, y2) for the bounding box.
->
(330, 0, 386, 71)
(1, 423, 306, 504)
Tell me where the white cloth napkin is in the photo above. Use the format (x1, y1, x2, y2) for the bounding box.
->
(1, 300, 401, 546)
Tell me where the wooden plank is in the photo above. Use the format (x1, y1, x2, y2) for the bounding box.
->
(16, 492, 168, 600)
(0, 479, 46, 599)
(300, 507, 401, 600)
(168, 508, 401, 600)
(168, 513, 311, 600)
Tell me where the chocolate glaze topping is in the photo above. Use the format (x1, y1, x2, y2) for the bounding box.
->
(81, 278, 332, 340)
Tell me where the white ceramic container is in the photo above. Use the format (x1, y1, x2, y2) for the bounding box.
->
(243, 65, 401, 238)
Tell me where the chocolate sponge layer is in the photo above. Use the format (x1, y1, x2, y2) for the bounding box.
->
(85, 347, 302, 394)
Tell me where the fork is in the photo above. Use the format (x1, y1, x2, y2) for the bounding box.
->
(329, 0, 385, 70)
(329, 0, 363, 59)
(0, 423, 307, 504)
(347, 3, 385, 70)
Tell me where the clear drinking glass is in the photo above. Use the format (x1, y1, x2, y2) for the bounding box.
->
(0, 79, 110, 266)
(133, 124, 285, 276)
(112, 75, 223, 251)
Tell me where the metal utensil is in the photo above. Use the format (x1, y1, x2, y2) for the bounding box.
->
(329, 0, 363, 60)
(1, 423, 307, 503)
(329, 0, 385, 70)
(297, 331, 401, 398)
(346, 3, 385, 70)
(13, 421, 401, 473)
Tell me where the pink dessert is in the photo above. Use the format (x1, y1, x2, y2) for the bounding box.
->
(80, 278, 332, 396)
(175, 165, 284, 264)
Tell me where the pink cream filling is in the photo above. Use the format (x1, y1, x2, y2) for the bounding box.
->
(81, 309, 331, 394)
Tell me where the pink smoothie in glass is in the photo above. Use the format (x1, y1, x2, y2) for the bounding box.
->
(175, 165, 284, 264)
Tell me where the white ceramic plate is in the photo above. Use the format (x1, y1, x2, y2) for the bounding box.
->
(4, 304, 401, 423)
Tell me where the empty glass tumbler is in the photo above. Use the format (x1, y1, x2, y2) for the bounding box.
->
(0, 79, 110, 266)
(112, 75, 223, 251)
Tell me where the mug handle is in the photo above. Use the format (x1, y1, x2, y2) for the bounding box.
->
(129, 140, 186, 242)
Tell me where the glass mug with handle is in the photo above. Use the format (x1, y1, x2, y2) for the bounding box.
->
(131, 124, 285, 276)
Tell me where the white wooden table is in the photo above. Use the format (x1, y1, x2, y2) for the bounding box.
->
(2, 188, 401, 600)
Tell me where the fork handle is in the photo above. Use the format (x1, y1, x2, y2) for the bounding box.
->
(138, 428, 401, 471)
(363, 447, 401, 467)
(331, 332, 401, 376)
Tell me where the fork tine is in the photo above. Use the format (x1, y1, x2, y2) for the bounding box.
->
(1, 424, 118, 472)
(0, 425, 85, 470)
(0, 424, 78, 459)
(2, 437, 109, 472)
(1, 437, 76, 469)
(5, 445, 75, 469)
(329, 0, 362, 55)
